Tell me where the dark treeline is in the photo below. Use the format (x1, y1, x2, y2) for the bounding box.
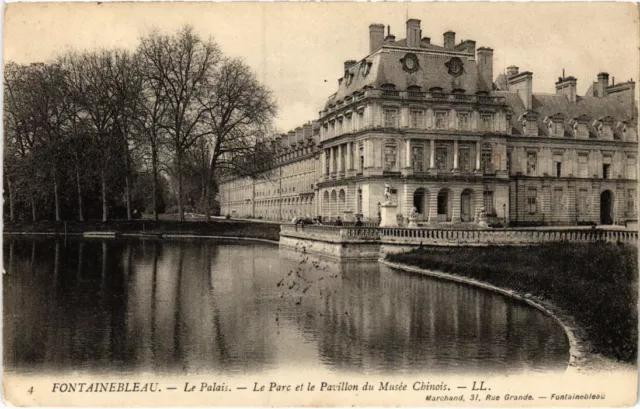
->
(4, 25, 277, 223)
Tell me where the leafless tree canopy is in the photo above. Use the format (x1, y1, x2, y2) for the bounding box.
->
(3, 25, 277, 222)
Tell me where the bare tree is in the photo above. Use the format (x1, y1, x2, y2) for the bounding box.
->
(137, 26, 222, 221)
(199, 57, 277, 219)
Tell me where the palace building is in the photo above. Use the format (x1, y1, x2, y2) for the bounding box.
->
(219, 19, 637, 226)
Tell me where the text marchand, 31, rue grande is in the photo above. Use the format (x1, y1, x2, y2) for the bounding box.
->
(52, 382, 160, 393)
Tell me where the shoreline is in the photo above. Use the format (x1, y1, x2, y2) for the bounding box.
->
(380, 258, 635, 374)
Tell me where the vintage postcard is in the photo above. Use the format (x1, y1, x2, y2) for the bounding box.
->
(2, 1, 638, 406)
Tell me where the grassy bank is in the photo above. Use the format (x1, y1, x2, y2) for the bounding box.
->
(387, 243, 638, 363)
(3, 219, 281, 241)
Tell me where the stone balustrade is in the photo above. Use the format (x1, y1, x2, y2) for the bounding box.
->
(281, 224, 637, 246)
(379, 227, 638, 246)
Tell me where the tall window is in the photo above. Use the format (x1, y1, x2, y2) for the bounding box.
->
(435, 146, 448, 171)
(552, 188, 564, 214)
(577, 189, 588, 215)
(483, 191, 495, 215)
(553, 153, 563, 178)
(578, 153, 588, 178)
(459, 147, 470, 172)
(527, 188, 538, 214)
(481, 113, 494, 132)
(481, 144, 493, 174)
(357, 111, 365, 130)
(627, 155, 637, 179)
(384, 144, 397, 171)
(358, 144, 364, 174)
(410, 110, 425, 128)
(435, 111, 448, 130)
(412, 146, 424, 172)
(507, 149, 513, 174)
(458, 112, 470, 130)
(357, 188, 363, 214)
(526, 152, 537, 176)
(384, 108, 398, 128)
(325, 151, 330, 175)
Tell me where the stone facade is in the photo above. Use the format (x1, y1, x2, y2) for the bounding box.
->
(219, 18, 638, 226)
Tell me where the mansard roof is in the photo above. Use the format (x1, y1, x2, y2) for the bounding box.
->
(498, 91, 633, 138)
(325, 46, 480, 109)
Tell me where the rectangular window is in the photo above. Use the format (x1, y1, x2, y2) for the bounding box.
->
(435, 146, 448, 171)
(459, 147, 470, 172)
(553, 152, 563, 178)
(458, 112, 470, 130)
(325, 151, 330, 175)
(435, 111, 448, 130)
(357, 189, 363, 214)
(384, 144, 397, 171)
(527, 188, 538, 214)
(507, 149, 512, 174)
(481, 113, 494, 132)
(482, 148, 493, 174)
(410, 110, 425, 128)
(384, 108, 398, 128)
(578, 153, 588, 178)
(526, 152, 537, 176)
(483, 191, 495, 215)
(552, 188, 564, 214)
(578, 189, 588, 215)
(412, 146, 424, 172)
(358, 111, 364, 130)
(358, 145, 364, 174)
(602, 164, 610, 179)
(627, 156, 637, 179)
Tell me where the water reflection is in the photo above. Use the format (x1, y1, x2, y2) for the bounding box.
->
(3, 237, 569, 375)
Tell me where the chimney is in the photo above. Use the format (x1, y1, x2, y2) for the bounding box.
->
(477, 47, 494, 92)
(344, 60, 357, 71)
(288, 131, 296, 147)
(421, 37, 431, 47)
(506, 65, 519, 77)
(384, 26, 395, 44)
(508, 71, 534, 110)
(303, 123, 313, 141)
(406, 19, 421, 48)
(369, 23, 385, 53)
(555, 75, 577, 103)
(596, 72, 609, 97)
(295, 127, 304, 145)
(444, 31, 455, 49)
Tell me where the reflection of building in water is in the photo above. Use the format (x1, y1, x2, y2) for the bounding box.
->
(219, 19, 637, 226)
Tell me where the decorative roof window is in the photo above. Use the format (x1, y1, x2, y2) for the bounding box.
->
(407, 85, 424, 98)
(429, 87, 445, 99)
(518, 110, 539, 137)
(452, 88, 469, 100)
(381, 83, 399, 97)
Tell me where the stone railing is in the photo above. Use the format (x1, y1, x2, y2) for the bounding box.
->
(280, 225, 380, 242)
(379, 228, 638, 246)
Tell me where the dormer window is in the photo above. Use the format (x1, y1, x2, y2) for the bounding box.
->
(429, 87, 445, 99)
(407, 85, 424, 98)
(381, 83, 398, 97)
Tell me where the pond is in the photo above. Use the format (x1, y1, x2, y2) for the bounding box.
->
(3, 237, 569, 375)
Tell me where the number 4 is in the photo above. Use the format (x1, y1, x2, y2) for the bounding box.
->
(28, 386, 33, 395)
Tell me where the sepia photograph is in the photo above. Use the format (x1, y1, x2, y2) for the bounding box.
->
(2, 1, 638, 406)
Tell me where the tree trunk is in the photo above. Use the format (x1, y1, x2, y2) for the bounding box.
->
(177, 152, 185, 222)
(124, 150, 132, 220)
(151, 144, 159, 221)
(28, 182, 37, 222)
(101, 170, 108, 222)
(7, 177, 15, 222)
(76, 165, 84, 221)
(53, 172, 61, 222)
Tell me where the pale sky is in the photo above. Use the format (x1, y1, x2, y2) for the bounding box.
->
(4, 2, 639, 132)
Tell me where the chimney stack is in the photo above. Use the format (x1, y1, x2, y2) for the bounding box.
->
(508, 71, 534, 110)
(369, 24, 385, 53)
(406, 19, 421, 48)
(444, 31, 455, 49)
(421, 37, 431, 47)
(556, 75, 577, 103)
(596, 72, 609, 97)
(477, 47, 494, 92)
(506, 65, 519, 77)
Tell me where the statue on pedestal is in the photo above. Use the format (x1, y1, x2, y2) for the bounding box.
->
(477, 206, 488, 228)
(383, 183, 392, 204)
